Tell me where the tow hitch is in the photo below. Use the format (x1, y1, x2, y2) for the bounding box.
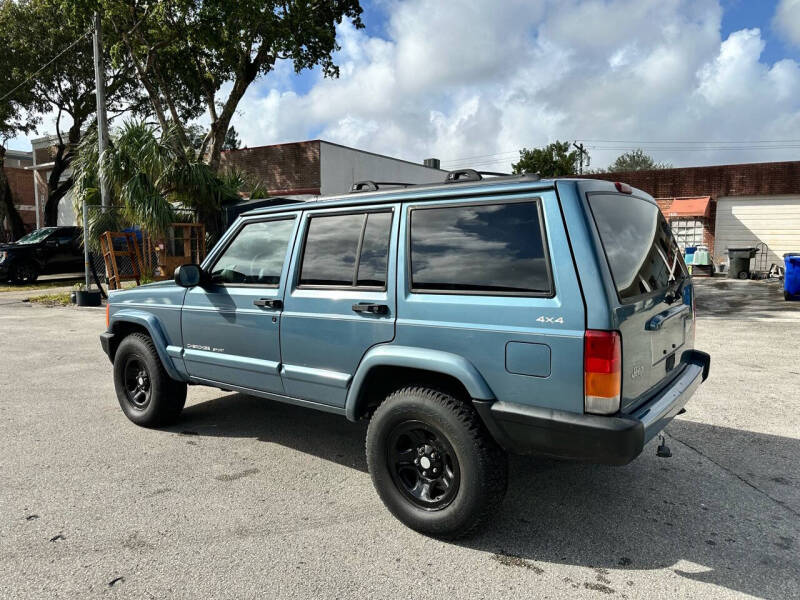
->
(656, 434, 672, 458)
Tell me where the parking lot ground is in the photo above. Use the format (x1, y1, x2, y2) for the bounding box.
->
(1, 279, 798, 599)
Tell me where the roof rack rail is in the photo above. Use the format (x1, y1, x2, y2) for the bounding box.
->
(350, 180, 414, 193)
(444, 169, 482, 183)
(443, 169, 513, 184)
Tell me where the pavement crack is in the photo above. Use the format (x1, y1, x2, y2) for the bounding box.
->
(665, 432, 800, 519)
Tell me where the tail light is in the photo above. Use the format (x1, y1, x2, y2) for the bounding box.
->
(584, 330, 621, 415)
(106, 302, 110, 329)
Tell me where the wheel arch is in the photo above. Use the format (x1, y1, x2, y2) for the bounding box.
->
(108, 309, 185, 381)
(345, 345, 495, 421)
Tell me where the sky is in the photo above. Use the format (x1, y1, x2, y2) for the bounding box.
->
(10, 0, 800, 171)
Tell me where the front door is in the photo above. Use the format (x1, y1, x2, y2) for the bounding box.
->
(279, 205, 398, 407)
(181, 215, 298, 394)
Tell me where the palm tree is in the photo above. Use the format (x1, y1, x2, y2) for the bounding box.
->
(72, 121, 249, 250)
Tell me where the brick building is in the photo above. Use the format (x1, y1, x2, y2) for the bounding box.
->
(2, 150, 36, 236)
(590, 160, 800, 266)
(220, 139, 445, 197)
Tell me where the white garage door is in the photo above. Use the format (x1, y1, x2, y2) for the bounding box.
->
(715, 195, 800, 267)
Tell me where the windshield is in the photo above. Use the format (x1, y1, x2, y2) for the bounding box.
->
(588, 193, 687, 302)
(16, 228, 56, 245)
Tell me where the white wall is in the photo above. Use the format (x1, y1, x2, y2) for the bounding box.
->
(715, 195, 800, 266)
(57, 188, 77, 226)
(319, 142, 445, 197)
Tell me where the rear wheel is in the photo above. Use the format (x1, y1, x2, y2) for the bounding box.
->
(113, 333, 186, 427)
(11, 262, 38, 284)
(366, 385, 507, 539)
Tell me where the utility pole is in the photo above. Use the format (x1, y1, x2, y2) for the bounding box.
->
(84, 11, 110, 289)
(573, 142, 589, 175)
(93, 11, 110, 209)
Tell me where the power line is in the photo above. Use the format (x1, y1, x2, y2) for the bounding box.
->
(0, 26, 94, 104)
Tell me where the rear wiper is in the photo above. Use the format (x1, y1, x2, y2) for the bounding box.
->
(664, 276, 687, 304)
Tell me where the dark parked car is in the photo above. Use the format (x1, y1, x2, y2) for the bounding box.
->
(0, 226, 84, 283)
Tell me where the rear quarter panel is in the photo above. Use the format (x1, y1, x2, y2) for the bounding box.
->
(395, 188, 587, 414)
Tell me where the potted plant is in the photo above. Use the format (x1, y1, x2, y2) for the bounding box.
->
(74, 282, 102, 307)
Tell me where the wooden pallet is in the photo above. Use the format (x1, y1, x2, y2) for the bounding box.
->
(100, 231, 142, 290)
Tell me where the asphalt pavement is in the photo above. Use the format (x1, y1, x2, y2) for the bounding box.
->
(0, 278, 798, 599)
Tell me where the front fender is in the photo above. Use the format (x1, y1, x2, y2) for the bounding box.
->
(345, 345, 495, 421)
(109, 309, 186, 381)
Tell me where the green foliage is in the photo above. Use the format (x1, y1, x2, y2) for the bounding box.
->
(511, 141, 581, 177)
(187, 124, 241, 153)
(607, 148, 672, 172)
(72, 121, 242, 250)
(223, 126, 241, 151)
(97, 0, 364, 169)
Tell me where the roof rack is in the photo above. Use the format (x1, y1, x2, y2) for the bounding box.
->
(443, 169, 514, 183)
(351, 180, 415, 193)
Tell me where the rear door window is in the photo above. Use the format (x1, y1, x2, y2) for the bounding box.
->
(409, 200, 552, 295)
(299, 210, 393, 288)
(587, 194, 687, 301)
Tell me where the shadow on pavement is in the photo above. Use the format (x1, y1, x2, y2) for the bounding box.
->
(693, 278, 799, 319)
(177, 393, 799, 599)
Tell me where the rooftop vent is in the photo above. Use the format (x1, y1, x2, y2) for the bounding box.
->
(423, 158, 441, 169)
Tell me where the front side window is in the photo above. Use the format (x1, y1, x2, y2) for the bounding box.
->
(409, 200, 552, 295)
(210, 218, 295, 286)
(299, 211, 393, 288)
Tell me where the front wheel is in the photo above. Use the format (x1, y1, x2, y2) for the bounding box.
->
(11, 262, 38, 284)
(113, 333, 187, 427)
(366, 385, 508, 539)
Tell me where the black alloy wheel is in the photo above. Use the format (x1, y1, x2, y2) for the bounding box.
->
(387, 420, 460, 510)
(123, 356, 152, 410)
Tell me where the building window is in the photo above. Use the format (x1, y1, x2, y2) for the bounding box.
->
(669, 217, 704, 250)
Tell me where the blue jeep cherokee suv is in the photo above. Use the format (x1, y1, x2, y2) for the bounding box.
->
(100, 172, 710, 538)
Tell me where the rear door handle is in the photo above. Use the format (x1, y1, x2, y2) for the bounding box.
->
(352, 302, 389, 315)
(646, 304, 689, 330)
(253, 298, 283, 309)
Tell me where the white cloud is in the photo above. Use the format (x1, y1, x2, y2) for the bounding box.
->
(774, 0, 800, 47)
(16, 0, 797, 171)
(230, 0, 800, 170)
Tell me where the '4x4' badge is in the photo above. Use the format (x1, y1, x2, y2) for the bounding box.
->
(536, 316, 564, 324)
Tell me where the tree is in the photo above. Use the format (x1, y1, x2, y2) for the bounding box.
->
(72, 121, 244, 248)
(100, 0, 363, 171)
(0, 0, 46, 239)
(187, 124, 241, 153)
(511, 141, 581, 177)
(223, 126, 241, 151)
(607, 148, 672, 172)
(1, 0, 141, 228)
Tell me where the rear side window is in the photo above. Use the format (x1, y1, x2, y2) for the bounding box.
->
(409, 200, 552, 295)
(300, 211, 392, 288)
(588, 194, 687, 301)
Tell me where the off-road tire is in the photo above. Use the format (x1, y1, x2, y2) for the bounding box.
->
(366, 385, 508, 539)
(113, 333, 186, 427)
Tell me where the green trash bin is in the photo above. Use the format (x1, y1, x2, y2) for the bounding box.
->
(727, 247, 757, 279)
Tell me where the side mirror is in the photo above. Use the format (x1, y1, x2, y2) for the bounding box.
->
(174, 263, 205, 288)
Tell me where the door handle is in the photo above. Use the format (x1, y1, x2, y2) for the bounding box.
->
(352, 302, 389, 315)
(646, 304, 689, 330)
(253, 298, 283, 309)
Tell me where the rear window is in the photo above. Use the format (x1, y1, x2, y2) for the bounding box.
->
(409, 200, 552, 295)
(588, 193, 687, 301)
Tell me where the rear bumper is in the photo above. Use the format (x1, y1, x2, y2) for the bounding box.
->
(474, 350, 710, 466)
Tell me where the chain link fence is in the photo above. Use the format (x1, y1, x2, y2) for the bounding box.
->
(83, 205, 201, 290)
